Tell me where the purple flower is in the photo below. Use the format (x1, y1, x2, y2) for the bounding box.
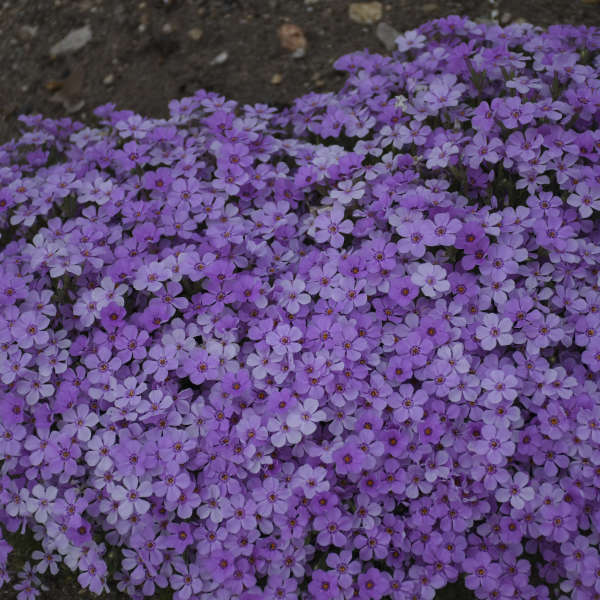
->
(221, 493, 257, 533)
(154, 465, 191, 504)
(307, 570, 340, 600)
(354, 526, 391, 561)
(77, 552, 108, 595)
(464, 132, 503, 169)
(333, 441, 365, 476)
(13, 311, 50, 349)
(114, 324, 149, 362)
(170, 560, 203, 600)
(481, 369, 518, 404)
(330, 179, 366, 205)
(110, 475, 152, 519)
(276, 276, 311, 314)
(496, 96, 536, 128)
(425, 141, 459, 169)
(313, 507, 353, 547)
(313, 205, 354, 248)
(358, 566, 389, 599)
(396, 220, 434, 258)
(114, 438, 152, 478)
(411, 263, 449, 298)
(25, 484, 57, 524)
(495, 471, 535, 509)
(325, 550, 361, 589)
(469, 424, 515, 465)
(143, 343, 179, 382)
(463, 551, 502, 590)
(538, 503, 578, 543)
(253, 477, 291, 518)
(476, 314, 513, 351)
(62, 404, 99, 442)
(182, 347, 219, 384)
(287, 397, 326, 436)
(567, 181, 600, 218)
(265, 323, 303, 356)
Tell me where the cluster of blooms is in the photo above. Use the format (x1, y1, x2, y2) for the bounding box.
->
(0, 14, 599, 600)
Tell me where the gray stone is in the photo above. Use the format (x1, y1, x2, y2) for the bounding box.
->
(376, 22, 400, 51)
(49, 25, 92, 57)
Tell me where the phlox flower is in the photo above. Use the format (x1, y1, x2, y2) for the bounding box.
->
(495, 471, 535, 509)
(313, 205, 354, 248)
(170, 560, 204, 600)
(426, 141, 459, 169)
(330, 179, 366, 205)
(110, 475, 152, 519)
(292, 464, 330, 499)
(469, 424, 515, 465)
(266, 323, 303, 356)
(25, 484, 57, 524)
(463, 551, 502, 590)
(476, 313, 513, 351)
(287, 397, 326, 436)
(411, 263, 449, 298)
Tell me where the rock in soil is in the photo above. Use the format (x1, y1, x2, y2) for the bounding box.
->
(210, 50, 229, 65)
(376, 21, 400, 51)
(278, 23, 307, 53)
(49, 25, 92, 57)
(188, 27, 203, 41)
(349, 2, 383, 25)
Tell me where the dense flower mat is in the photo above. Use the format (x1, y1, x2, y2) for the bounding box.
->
(0, 14, 599, 600)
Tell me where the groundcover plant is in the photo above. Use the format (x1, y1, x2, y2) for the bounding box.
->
(0, 14, 599, 600)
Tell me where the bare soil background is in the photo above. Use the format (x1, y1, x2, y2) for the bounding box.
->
(0, 0, 599, 598)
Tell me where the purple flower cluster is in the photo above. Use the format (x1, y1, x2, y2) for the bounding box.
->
(0, 14, 599, 600)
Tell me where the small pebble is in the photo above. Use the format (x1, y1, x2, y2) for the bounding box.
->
(278, 23, 307, 53)
(161, 22, 174, 34)
(292, 47, 305, 59)
(348, 2, 382, 24)
(18, 25, 38, 41)
(210, 51, 228, 65)
(103, 73, 114, 85)
(376, 22, 399, 51)
(271, 73, 283, 85)
(188, 27, 203, 41)
(49, 25, 93, 57)
(45, 80, 63, 92)
(421, 3, 439, 13)
(500, 12, 512, 24)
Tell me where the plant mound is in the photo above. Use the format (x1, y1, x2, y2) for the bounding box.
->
(0, 14, 599, 600)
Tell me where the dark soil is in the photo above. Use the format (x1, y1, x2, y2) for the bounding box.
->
(1, 0, 599, 146)
(0, 0, 599, 598)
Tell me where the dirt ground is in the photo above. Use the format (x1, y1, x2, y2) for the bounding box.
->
(0, 0, 599, 598)
(0, 0, 599, 145)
